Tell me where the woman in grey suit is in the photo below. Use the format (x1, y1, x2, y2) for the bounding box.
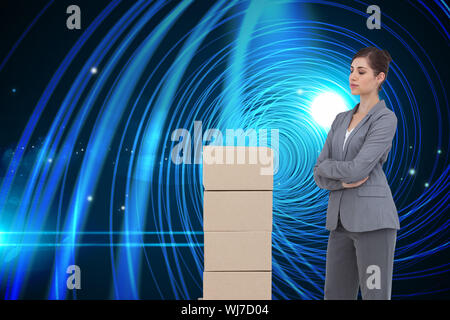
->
(313, 47, 399, 300)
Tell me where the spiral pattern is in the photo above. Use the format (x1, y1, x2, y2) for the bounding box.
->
(0, 0, 448, 299)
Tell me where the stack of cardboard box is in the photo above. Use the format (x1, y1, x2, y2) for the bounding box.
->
(201, 146, 273, 300)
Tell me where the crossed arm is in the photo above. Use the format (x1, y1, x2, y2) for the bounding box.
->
(313, 112, 397, 191)
(313, 115, 345, 191)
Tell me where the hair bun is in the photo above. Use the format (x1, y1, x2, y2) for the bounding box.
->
(381, 49, 392, 63)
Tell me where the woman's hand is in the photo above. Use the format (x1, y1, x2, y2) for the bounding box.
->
(342, 176, 369, 188)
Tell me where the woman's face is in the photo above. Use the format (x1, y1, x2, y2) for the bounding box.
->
(349, 57, 385, 95)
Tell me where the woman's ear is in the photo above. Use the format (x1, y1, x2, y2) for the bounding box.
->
(376, 71, 386, 85)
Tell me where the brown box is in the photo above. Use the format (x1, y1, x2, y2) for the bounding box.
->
(203, 146, 273, 190)
(203, 191, 272, 231)
(203, 271, 272, 300)
(204, 231, 271, 271)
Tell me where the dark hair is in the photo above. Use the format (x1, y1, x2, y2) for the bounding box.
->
(352, 47, 392, 91)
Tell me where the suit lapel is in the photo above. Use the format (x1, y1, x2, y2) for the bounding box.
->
(337, 110, 354, 161)
(340, 100, 386, 160)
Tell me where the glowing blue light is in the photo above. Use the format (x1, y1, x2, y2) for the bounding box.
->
(310, 92, 348, 129)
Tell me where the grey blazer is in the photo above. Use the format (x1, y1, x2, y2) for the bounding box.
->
(313, 99, 400, 232)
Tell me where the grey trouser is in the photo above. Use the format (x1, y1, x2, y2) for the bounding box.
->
(324, 216, 397, 300)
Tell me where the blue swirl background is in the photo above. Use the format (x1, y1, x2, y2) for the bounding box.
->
(0, 0, 449, 299)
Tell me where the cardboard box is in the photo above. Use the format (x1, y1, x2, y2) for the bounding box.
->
(203, 271, 272, 300)
(203, 191, 272, 231)
(203, 146, 273, 190)
(204, 231, 271, 271)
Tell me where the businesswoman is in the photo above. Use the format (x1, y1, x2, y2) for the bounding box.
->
(313, 47, 399, 300)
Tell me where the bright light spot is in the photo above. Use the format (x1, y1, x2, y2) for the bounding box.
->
(121, 205, 125, 211)
(48, 158, 53, 163)
(87, 195, 93, 202)
(90, 67, 97, 74)
(437, 149, 441, 154)
(310, 92, 348, 129)
(424, 182, 429, 187)
(409, 169, 415, 175)
(297, 89, 303, 95)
